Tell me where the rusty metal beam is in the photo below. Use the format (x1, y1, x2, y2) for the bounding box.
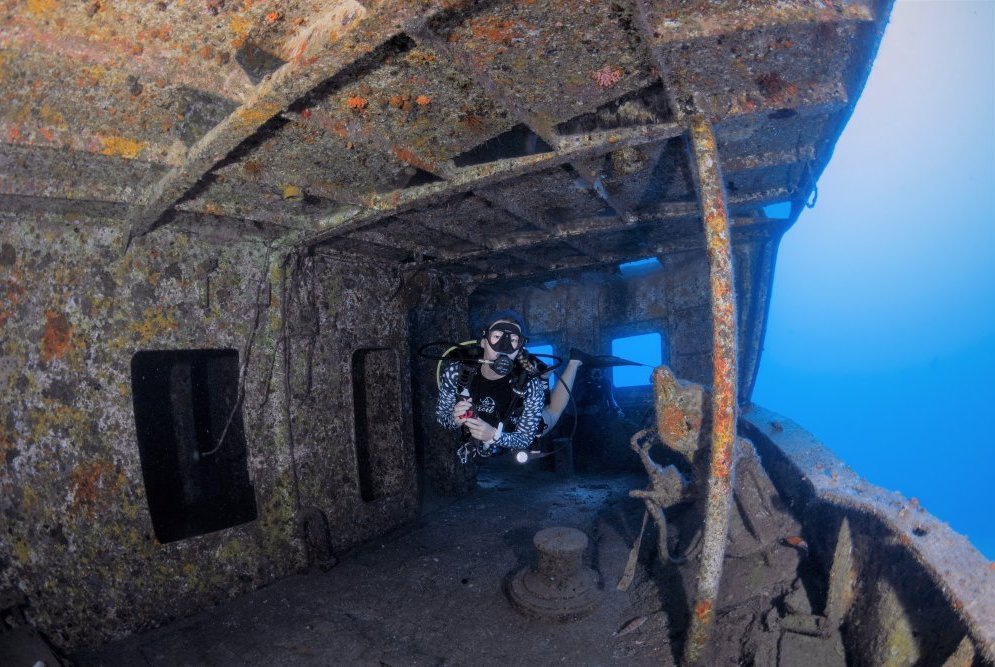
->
(472, 189, 610, 266)
(681, 116, 739, 666)
(465, 219, 779, 283)
(411, 216, 548, 271)
(415, 190, 784, 272)
(409, 19, 635, 266)
(630, 0, 689, 121)
(126, 0, 441, 243)
(409, 22, 614, 266)
(643, 2, 874, 43)
(287, 121, 684, 249)
(469, 237, 701, 283)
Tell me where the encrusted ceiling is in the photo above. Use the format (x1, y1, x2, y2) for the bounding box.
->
(0, 0, 889, 281)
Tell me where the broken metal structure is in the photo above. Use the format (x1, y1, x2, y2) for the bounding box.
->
(2, 0, 993, 663)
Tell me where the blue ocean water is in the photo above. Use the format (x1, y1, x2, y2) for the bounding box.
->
(753, 1, 995, 559)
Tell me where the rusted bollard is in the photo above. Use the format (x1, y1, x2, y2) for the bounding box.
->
(508, 527, 599, 621)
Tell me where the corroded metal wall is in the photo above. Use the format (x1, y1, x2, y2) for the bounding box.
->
(0, 217, 296, 650)
(472, 244, 770, 399)
(285, 253, 420, 549)
(0, 217, 424, 652)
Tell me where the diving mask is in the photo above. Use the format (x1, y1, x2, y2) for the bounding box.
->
(485, 322, 525, 354)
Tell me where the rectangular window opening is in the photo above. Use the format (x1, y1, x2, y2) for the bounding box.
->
(352, 348, 403, 503)
(618, 257, 663, 278)
(131, 349, 257, 543)
(762, 201, 792, 219)
(611, 333, 663, 387)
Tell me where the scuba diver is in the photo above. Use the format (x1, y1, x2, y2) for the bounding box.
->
(433, 310, 636, 464)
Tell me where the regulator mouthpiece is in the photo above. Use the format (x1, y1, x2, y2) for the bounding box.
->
(491, 354, 514, 376)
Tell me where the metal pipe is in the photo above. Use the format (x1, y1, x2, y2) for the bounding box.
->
(681, 116, 740, 666)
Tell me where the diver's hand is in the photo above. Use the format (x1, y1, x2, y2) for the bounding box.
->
(464, 418, 497, 443)
(453, 400, 473, 423)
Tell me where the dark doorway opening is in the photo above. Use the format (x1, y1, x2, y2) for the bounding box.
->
(352, 347, 404, 502)
(131, 349, 257, 543)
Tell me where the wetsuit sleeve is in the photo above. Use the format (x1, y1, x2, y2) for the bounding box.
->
(496, 376, 546, 450)
(436, 361, 461, 430)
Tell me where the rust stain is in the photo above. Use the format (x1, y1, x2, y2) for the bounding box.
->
(41, 310, 72, 362)
(237, 103, 282, 126)
(468, 17, 521, 45)
(70, 459, 123, 516)
(26, 0, 58, 17)
(0, 425, 13, 471)
(783, 535, 809, 551)
(658, 403, 689, 444)
(1, 273, 25, 329)
(391, 146, 435, 173)
(229, 15, 251, 48)
(243, 160, 264, 177)
(693, 599, 712, 621)
(99, 135, 146, 159)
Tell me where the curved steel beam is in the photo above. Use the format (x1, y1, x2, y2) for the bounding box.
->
(681, 115, 740, 666)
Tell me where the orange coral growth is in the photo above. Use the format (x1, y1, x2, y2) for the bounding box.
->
(41, 310, 71, 362)
(345, 96, 368, 110)
(415, 95, 431, 106)
(265, 11, 281, 23)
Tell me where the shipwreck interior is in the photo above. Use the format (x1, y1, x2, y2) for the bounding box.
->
(2, 0, 993, 664)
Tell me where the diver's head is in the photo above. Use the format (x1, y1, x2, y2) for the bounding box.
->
(479, 310, 529, 376)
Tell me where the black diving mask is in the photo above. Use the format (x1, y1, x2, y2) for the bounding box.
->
(485, 323, 525, 354)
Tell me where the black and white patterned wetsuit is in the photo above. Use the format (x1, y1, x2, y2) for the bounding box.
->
(435, 360, 546, 450)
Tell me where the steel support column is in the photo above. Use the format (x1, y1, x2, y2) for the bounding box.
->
(682, 116, 739, 666)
